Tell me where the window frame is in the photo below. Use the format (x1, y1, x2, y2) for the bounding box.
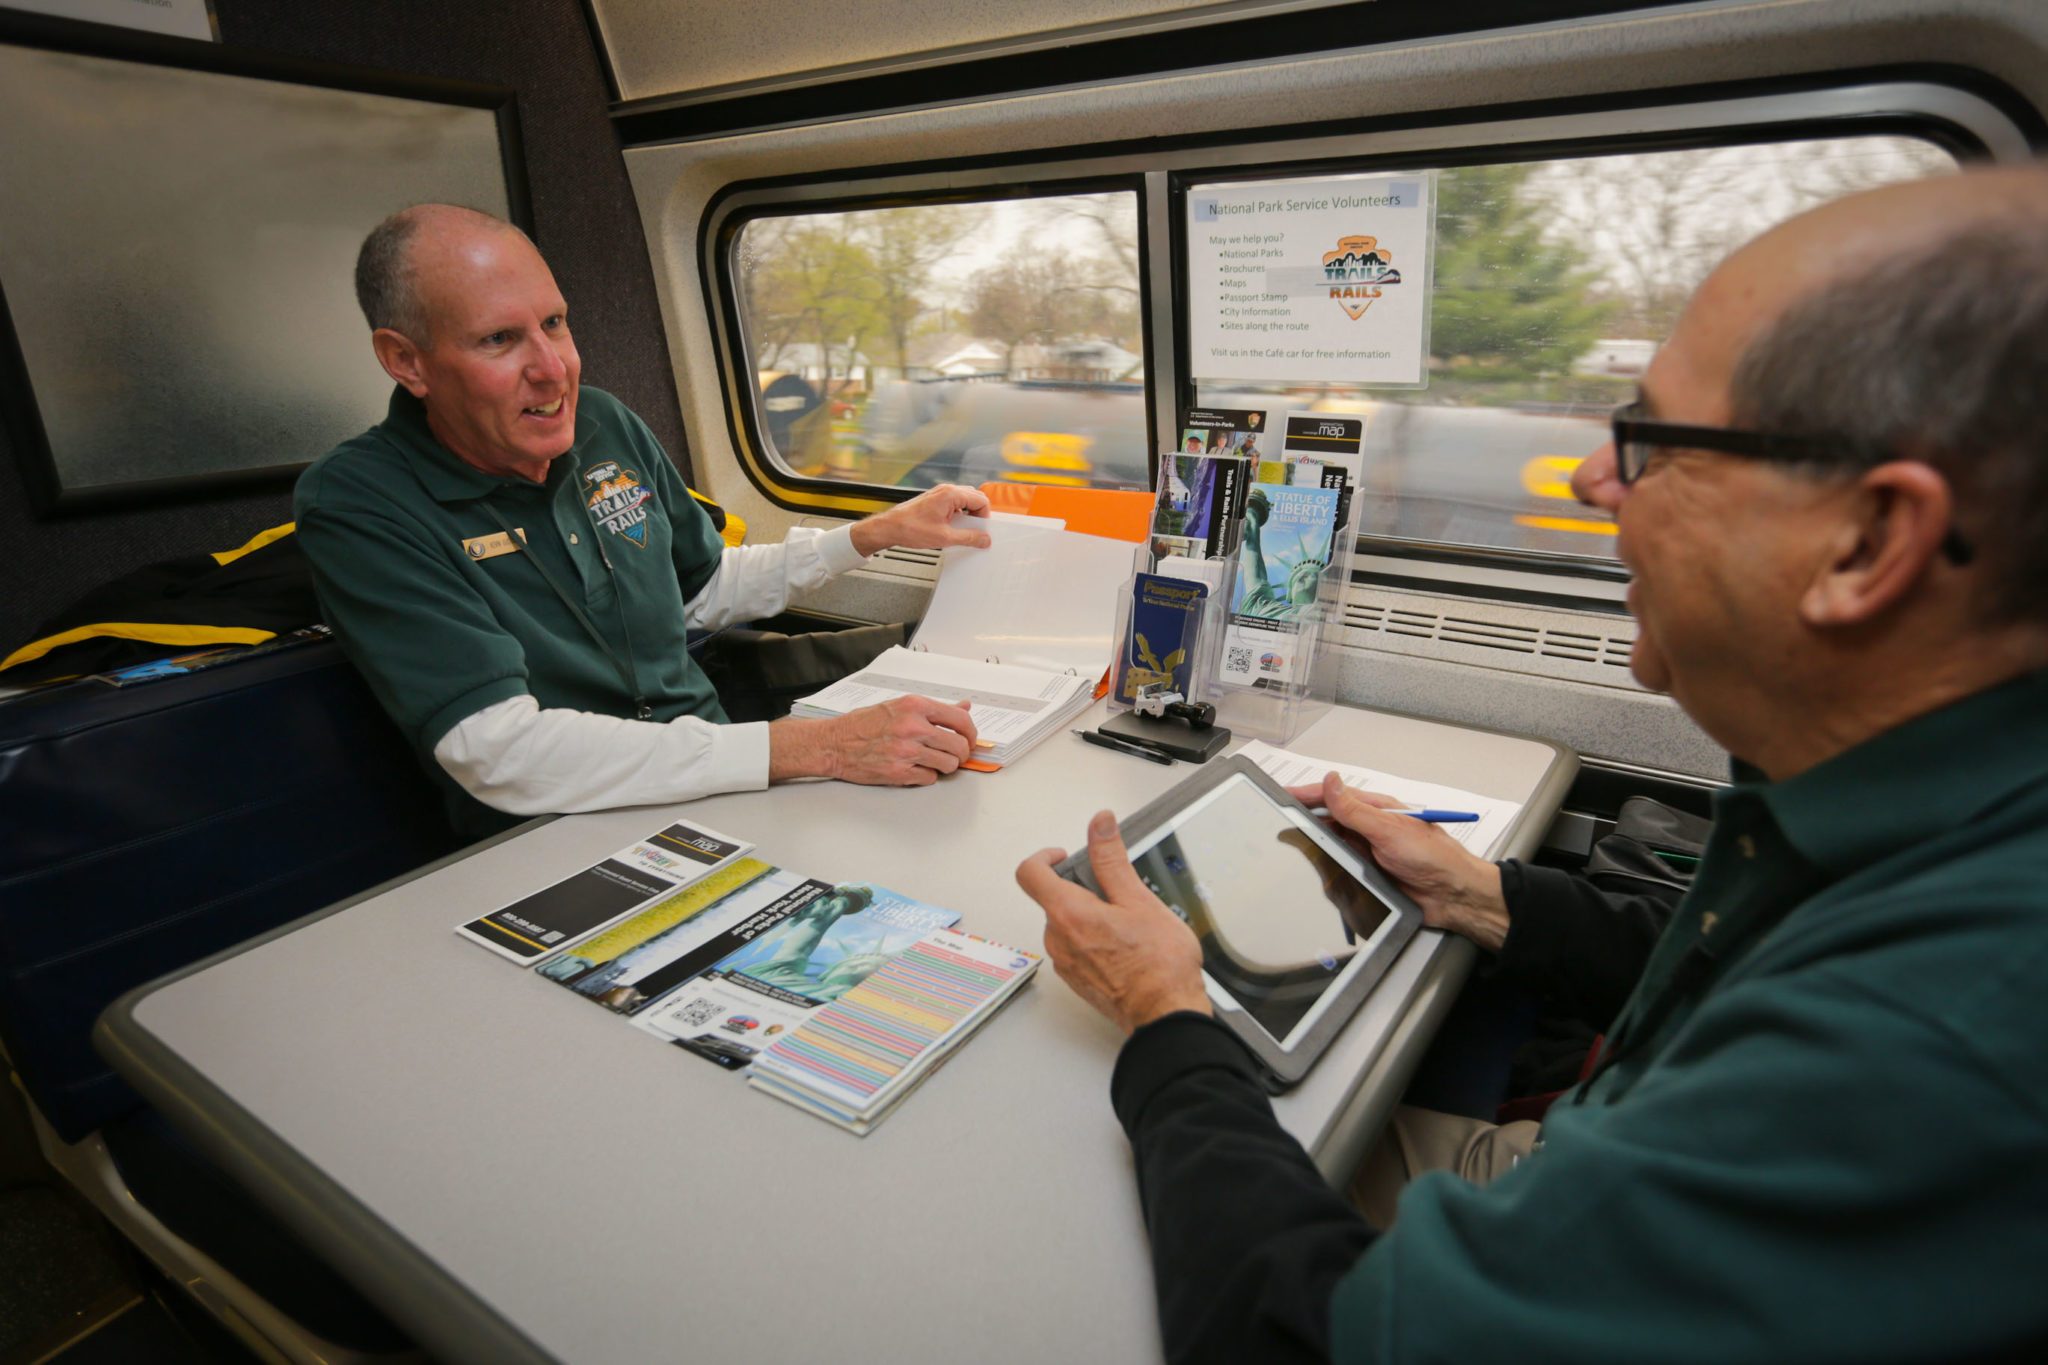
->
(700, 74, 2027, 597)
(706, 173, 1156, 518)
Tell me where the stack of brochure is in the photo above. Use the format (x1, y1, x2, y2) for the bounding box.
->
(791, 511, 1138, 769)
(746, 929, 1041, 1135)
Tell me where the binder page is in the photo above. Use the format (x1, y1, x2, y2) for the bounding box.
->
(1235, 738, 1523, 859)
(796, 646, 1092, 748)
(913, 513, 1138, 676)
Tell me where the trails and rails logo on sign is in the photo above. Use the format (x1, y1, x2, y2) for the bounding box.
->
(1322, 234, 1402, 319)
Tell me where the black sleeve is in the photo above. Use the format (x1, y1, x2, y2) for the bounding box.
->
(1489, 860, 1681, 1025)
(1111, 1013, 1377, 1365)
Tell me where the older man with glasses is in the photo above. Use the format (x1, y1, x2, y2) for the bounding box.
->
(1017, 164, 2048, 1363)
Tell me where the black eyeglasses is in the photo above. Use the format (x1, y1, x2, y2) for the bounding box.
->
(1608, 401, 1974, 565)
(1610, 401, 1849, 485)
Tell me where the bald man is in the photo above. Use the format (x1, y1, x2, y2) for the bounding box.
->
(297, 205, 992, 837)
(1018, 166, 2048, 1361)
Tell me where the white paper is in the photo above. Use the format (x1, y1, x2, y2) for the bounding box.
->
(912, 523, 1138, 676)
(1234, 738, 1521, 858)
(1187, 173, 1434, 385)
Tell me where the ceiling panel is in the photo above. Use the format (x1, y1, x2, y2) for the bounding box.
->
(590, 0, 1341, 104)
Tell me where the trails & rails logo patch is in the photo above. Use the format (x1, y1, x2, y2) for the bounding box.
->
(583, 460, 652, 547)
(1322, 234, 1402, 320)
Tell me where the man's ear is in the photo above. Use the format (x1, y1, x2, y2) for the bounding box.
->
(1799, 461, 1955, 629)
(371, 328, 430, 398)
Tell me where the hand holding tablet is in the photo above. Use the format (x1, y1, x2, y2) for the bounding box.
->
(1014, 811, 1211, 1035)
(1023, 756, 1425, 1088)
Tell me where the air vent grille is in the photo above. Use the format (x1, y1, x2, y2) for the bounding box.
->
(1339, 589, 1639, 686)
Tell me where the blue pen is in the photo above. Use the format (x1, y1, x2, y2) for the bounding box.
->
(1305, 805, 1478, 823)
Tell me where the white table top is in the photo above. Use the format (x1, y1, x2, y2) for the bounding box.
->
(101, 702, 1572, 1365)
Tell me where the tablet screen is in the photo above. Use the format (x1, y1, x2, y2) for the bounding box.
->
(1122, 771, 1400, 1045)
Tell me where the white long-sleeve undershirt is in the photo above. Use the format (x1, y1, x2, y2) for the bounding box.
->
(433, 524, 864, 813)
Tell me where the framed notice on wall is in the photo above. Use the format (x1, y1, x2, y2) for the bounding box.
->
(0, 18, 527, 513)
(1185, 171, 1436, 388)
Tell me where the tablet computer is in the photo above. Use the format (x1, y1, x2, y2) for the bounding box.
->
(1054, 754, 1424, 1088)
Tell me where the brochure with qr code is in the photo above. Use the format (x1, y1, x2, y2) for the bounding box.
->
(454, 820, 752, 964)
(1217, 481, 1340, 689)
(637, 883, 961, 1069)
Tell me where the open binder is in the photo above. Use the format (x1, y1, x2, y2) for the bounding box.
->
(792, 511, 1142, 769)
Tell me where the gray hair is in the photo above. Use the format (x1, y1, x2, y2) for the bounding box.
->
(354, 209, 431, 341)
(354, 204, 527, 344)
(1730, 219, 2048, 624)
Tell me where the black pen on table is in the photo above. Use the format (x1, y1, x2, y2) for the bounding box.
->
(1075, 728, 1175, 765)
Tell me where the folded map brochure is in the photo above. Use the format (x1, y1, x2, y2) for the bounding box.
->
(747, 929, 1041, 1135)
(636, 884, 960, 1069)
(454, 820, 752, 963)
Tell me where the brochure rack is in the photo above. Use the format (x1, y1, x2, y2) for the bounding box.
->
(1136, 450, 1356, 745)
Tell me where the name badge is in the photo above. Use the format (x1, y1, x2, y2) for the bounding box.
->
(461, 528, 526, 561)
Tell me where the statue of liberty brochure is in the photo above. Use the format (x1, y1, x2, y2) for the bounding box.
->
(747, 930, 1041, 1135)
(454, 820, 751, 964)
(638, 884, 961, 1068)
(1216, 482, 1340, 689)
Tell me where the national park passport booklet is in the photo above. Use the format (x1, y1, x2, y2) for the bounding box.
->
(1115, 571, 1208, 703)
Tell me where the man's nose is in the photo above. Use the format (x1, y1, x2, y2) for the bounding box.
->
(525, 335, 568, 384)
(1573, 440, 1625, 513)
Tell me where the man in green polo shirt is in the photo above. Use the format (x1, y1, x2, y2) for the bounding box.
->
(298, 204, 994, 837)
(1016, 165, 2048, 1359)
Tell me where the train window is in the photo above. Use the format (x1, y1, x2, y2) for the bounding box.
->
(731, 191, 1147, 493)
(1190, 134, 1956, 569)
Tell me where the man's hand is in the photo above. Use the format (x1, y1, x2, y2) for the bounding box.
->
(768, 696, 977, 786)
(848, 484, 993, 557)
(1289, 772, 1512, 951)
(1016, 811, 1210, 1034)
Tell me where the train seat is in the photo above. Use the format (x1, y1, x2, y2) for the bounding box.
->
(0, 634, 463, 1360)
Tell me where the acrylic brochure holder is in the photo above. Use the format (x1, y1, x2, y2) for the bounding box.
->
(1140, 461, 1353, 745)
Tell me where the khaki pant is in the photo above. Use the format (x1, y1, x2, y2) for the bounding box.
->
(1349, 1106, 1542, 1229)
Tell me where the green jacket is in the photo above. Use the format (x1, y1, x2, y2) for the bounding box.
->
(1333, 668, 2048, 1359)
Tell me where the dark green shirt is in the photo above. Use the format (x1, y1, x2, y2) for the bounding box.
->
(295, 386, 729, 831)
(1330, 668, 2048, 1359)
